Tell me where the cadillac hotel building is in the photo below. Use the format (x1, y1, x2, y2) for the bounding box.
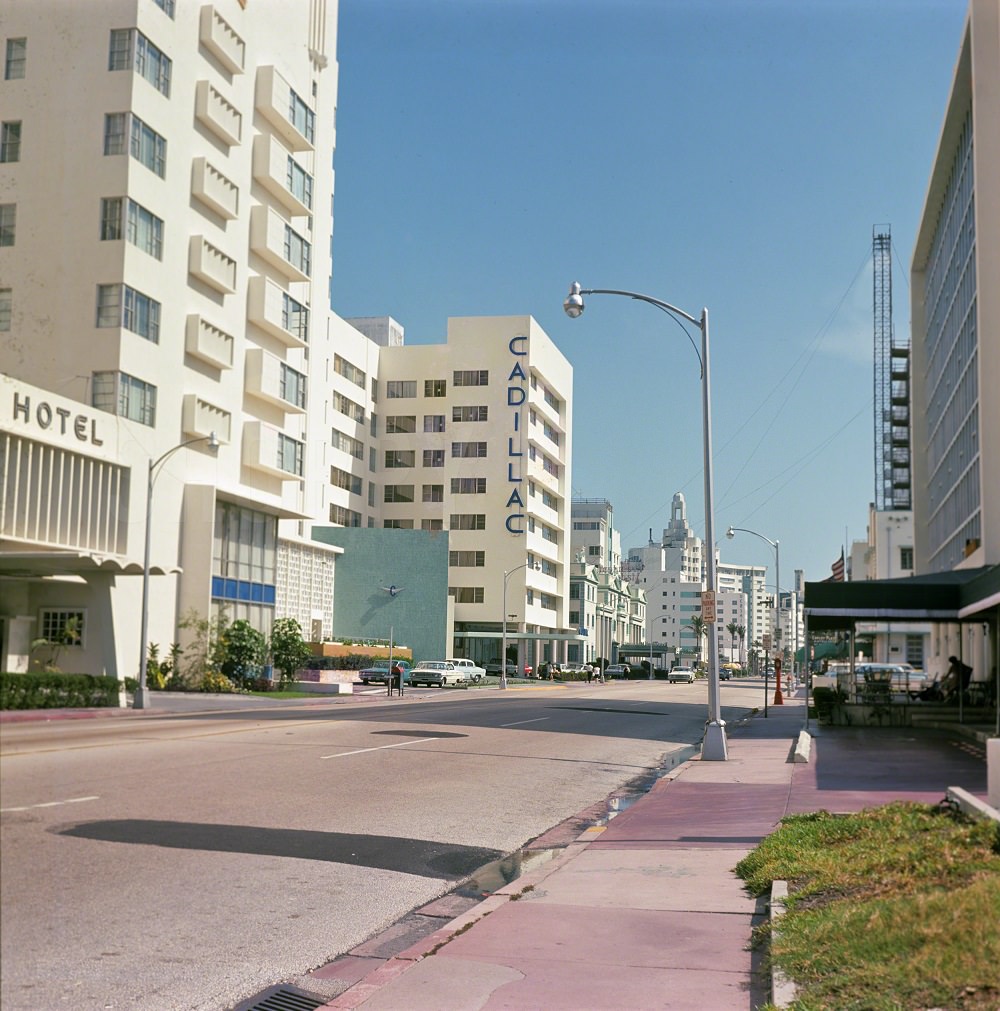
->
(0, 0, 579, 683)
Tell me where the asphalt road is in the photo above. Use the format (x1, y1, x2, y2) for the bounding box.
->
(0, 679, 759, 1010)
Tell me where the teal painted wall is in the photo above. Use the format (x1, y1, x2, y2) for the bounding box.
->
(311, 527, 449, 663)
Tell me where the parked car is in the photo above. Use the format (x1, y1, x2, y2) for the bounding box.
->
(668, 666, 695, 683)
(445, 658, 486, 683)
(605, 664, 630, 679)
(485, 659, 516, 675)
(719, 667, 733, 681)
(408, 661, 468, 688)
(358, 660, 411, 685)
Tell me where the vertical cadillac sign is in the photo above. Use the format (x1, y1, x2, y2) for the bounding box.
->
(505, 334, 528, 534)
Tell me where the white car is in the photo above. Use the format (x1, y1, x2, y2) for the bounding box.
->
(668, 666, 695, 683)
(409, 661, 468, 688)
(445, 658, 486, 683)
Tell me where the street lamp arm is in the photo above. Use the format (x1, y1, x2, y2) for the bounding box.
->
(727, 525, 777, 551)
(150, 432, 220, 479)
(566, 283, 704, 375)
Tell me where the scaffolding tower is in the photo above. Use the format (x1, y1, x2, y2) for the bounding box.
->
(873, 224, 912, 510)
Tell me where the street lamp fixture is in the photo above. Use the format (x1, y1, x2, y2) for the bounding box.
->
(501, 560, 541, 690)
(564, 282, 727, 761)
(726, 525, 780, 714)
(135, 431, 220, 709)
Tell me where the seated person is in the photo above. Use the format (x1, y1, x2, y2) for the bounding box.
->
(919, 656, 972, 702)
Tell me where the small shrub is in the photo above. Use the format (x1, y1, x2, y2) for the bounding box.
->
(199, 670, 236, 693)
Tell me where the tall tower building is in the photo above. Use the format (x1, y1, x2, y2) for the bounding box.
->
(1, 1, 340, 674)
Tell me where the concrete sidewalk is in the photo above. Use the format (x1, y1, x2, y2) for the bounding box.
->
(295, 693, 992, 1011)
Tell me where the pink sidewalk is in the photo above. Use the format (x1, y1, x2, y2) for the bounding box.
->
(292, 695, 989, 1011)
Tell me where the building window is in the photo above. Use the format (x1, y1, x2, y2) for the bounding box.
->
(329, 504, 362, 527)
(286, 156, 313, 209)
(450, 550, 485, 567)
(92, 370, 157, 426)
(126, 199, 163, 258)
(424, 378, 446, 397)
(384, 519, 414, 529)
(424, 415, 446, 433)
(289, 88, 315, 142)
(280, 363, 307, 409)
(39, 609, 85, 646)
(283, 293, 309, 342)
(384, 450, 415, 468)
(333, 391, 364, 424)
(103, 112, 127, 155)
(283, 224, 311, 275)
(153, 0, 176, 17)
(386, 415, 416, 434)
(451, 477, 486, 494)
(333, 354, 365, 387)
(386, 380, 417, 399)
(130, 114, 167, 177)
(384, 485, 414, 503)
(1, 121, 21, 162)
(899, 546, 914, 570)
(331, 427, 364, 460)
(450, 587, 485, 603)
(0, 203, 16, 246)
(100, 197, 123, 240)
(96, 284, 161, 342)
(330, 465, 362, 495)
(423, 484, 444, 503)
(451, 441, 487, 458)
(450, 514, 486, 531)
(277, 433, 304, 477)
(422, 518, 443, 531)
(453, 405, 488, 422)
(109, 29, 171, 97)
(423, 449, 444, 468)
(5, 38, 26, 80)
(453, 370, 488, 387)
(0, 288, 11, 331)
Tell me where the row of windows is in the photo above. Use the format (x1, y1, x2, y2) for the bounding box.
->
(109, 28, 172, 97)
(388, 372, 489, 399)
(97, 284, 160, 342)
(334, 353, 365, 389)
(382, 479, 488, 502)
(104, 112, 167, 177)
(101, 196, 163, 259)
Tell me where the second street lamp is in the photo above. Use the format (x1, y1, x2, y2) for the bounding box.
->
(564, 282, 727, 761)
(501, 560, 540, 689)
(726, 525, 780, 714)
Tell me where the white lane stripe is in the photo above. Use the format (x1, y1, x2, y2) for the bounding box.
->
(320, 737, 439, 759)
(2, 795, 100, 813)
(500, 718, 550, 727)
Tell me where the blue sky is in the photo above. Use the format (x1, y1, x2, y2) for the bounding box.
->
(329, 0, 968, 585)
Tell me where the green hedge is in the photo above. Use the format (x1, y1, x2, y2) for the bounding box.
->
(1, 671, 122, 710)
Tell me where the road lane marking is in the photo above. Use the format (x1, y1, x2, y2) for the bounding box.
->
(500, 718, 550, 727)
(320, 737, 439, 759)
(2, 795, 100, 813)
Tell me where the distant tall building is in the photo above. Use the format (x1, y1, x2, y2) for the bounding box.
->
(911, 0, 999, 575)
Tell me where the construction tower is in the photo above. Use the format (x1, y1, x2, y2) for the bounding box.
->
(873, 225, 912, 510)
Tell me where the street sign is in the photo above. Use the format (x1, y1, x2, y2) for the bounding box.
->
(762, 633, 772, 651)
(701, 590, 716, 623)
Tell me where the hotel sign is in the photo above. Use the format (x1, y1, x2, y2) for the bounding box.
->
(504, 334, 527, 534)
(10, 391, 104, 445)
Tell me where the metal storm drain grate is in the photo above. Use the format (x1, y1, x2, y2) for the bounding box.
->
(231, 984, 326, 1011)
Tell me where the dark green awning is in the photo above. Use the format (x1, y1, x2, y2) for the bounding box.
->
(803, 565, 1000, 631)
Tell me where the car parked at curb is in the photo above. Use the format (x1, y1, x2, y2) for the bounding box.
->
(604, 663, 630, 679)
(668, 666, 695, 683)
(408, 661, 468, 688)
(358, 660, 412, 685)
(445, 658, 486, 683)
(485, 659, 517, 676)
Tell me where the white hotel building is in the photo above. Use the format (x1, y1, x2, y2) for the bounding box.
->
(0, 0, 576, 679)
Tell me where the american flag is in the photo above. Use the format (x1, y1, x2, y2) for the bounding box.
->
(827, 550, 845, 582)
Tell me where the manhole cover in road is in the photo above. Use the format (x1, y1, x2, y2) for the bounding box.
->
(370, 730, 468, 738)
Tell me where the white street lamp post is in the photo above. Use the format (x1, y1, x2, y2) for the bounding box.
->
(501, 561, 539, 690)
(726, 525, 779, 717)
(135, 432, 219, 710)
(564, 283, 727, 761)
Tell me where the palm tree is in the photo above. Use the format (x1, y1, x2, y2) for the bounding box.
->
(685, 615, 708, 668)
(726, 621, 739, 663)
(737, 624, 746, 666)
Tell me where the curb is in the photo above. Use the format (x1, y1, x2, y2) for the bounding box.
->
(769, 881, 797, 1009)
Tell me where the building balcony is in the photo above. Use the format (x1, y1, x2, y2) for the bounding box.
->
(244, 347, 307, 414)
(249, 205, 310, 281)
(246, 275, 309, 349)
(199, 5, 245, 75)
(185, 314, 234, 370)
(252, 135, 312, 216)
(194, 79, 242, 148)
(189, 235, 237, 293)
(255, 65, 314, 152)
(182, 394, 232, 444)
(191, 157, 239, 219)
